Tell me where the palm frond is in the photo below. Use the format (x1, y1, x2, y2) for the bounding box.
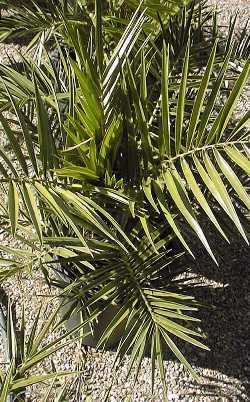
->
(0, 299, 92, 401)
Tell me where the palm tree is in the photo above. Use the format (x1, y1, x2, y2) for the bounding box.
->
(0, 0, 249, 400)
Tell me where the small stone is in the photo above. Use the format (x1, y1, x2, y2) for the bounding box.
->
(168, 391, 178, 401)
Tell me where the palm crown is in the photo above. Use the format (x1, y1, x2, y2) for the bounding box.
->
(0, 0, 250, 400)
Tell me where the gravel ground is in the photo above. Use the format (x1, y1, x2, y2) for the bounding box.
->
(0, 1, 250, 401)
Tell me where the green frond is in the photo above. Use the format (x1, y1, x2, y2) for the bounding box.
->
(0, 300, 91, 400)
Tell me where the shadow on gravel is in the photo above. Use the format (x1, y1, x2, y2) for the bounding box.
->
(180, 375, 248, 402)
(178, 220, 250, 400)
(2, 36, 32, 46)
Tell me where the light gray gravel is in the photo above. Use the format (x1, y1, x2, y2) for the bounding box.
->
(0, 1, 250, 401)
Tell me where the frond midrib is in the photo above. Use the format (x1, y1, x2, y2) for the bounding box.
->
(163, 138, 250, 165)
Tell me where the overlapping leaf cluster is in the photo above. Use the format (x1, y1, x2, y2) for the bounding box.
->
(0, 0, 249, 400)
